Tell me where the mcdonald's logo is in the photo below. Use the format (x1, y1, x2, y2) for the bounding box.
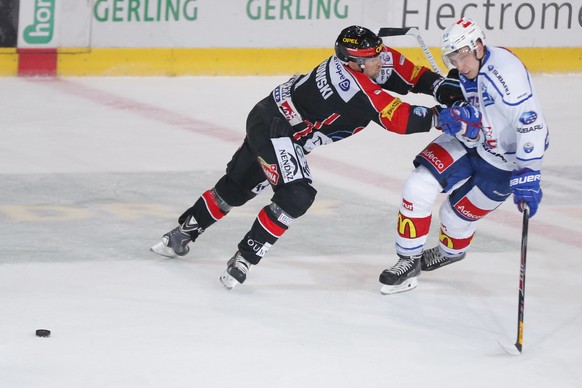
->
(439, 229, 474, 249)
(439, 231, 454, 249)
(398, 214, 417, 238)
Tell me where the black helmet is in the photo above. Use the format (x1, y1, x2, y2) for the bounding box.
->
(335, 25, 384, 64)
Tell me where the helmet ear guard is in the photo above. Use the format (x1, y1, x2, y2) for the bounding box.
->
(335, 25, 384, 66)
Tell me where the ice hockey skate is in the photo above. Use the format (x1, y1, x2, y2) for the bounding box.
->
(151, 226, 192, 258)
(379, 254, 421, 294)
(421, 246, 466, 271)
(219, 251, 252, 290)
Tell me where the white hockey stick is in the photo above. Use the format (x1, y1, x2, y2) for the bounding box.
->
(377, 27, 443, 75)
(498, 204, 530, 355)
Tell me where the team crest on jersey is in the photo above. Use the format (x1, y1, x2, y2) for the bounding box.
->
(523, 142, 534, 153)
(519, 111, 538, 125)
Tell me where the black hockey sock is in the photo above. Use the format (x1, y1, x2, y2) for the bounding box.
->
(237, 205, 289, 265)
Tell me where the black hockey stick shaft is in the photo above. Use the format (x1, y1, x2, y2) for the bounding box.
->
(377, 27, 413, 37)
(514, 205, 530, 352)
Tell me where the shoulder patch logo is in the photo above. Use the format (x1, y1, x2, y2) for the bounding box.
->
(519, 111, 538, 125)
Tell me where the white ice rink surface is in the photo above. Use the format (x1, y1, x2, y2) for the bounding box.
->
(1, 73, 581, 387)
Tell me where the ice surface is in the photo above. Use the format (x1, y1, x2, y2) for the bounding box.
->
(1, 74, 581, 387)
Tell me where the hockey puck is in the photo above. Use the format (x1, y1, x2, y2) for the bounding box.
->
(35, 329, 51, 337)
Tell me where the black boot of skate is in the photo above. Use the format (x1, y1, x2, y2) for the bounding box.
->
(219, 251, 252, 290)
(379, 254, 421, 295)
(421, 247, 466, 271)
(151, 216, 203, 258)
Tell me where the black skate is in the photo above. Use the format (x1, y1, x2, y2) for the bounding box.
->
(219, 251, 252, 290)
(379, 254, 421, 295)
(421, 246, 466, 271)
(151, 216, 203, 258)
(151, 227, 192, 257)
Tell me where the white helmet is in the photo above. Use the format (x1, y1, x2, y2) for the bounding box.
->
(441, 18, 486, 57)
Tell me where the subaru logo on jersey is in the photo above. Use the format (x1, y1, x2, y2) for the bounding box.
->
(519, 111, 538, 125)
(523, 142, 535, 153)
(339, 79, 350, 91)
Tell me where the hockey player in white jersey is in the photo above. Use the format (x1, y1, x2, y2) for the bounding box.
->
(379, 18, 549, 294)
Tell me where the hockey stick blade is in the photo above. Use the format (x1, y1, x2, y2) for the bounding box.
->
(377, 27, 415, 37)
(497, 339, 522, 356)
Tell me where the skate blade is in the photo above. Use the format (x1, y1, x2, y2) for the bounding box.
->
(219, 272, 241, 290)
(380, 277, 418, 295)
(150, 241, 178, 258)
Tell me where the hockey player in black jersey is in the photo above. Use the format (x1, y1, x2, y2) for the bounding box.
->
(151, 25, 464, 289)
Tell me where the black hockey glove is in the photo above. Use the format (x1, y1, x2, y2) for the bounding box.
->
(431, 69, 465, 107)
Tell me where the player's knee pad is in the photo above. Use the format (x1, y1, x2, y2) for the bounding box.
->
(214, 175, 256, 207)
(271, 180, 317, 218)
(400, 165, 443, 217)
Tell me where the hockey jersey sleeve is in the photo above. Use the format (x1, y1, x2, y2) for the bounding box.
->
(352, 69, 436, 135)
(510, 82, 548, 172)
(375, 47, 441, 96)
(483, 49, 548, 171)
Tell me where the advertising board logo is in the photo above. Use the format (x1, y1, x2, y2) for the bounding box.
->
(24, 0, 55, 45)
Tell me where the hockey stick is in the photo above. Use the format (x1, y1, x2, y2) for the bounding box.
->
(377, 27, 443, 75)
(498, 204, 530, 355)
